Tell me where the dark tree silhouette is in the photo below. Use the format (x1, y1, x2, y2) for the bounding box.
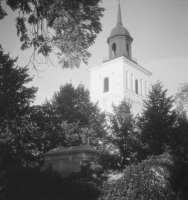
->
(138, 81, 177, 156)
(0, 45, 38, 170)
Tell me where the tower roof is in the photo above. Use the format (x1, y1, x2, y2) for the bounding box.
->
(107, 2, 132, 43)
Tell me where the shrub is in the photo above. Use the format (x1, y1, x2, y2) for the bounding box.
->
(99, 153, 188, 200)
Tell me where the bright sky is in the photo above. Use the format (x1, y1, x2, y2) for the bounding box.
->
(0, 0, 188, 105)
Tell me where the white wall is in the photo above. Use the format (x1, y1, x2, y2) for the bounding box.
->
(89, 56, 152, 114)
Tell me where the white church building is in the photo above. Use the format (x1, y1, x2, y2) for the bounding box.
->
(88, 3, 152, 114)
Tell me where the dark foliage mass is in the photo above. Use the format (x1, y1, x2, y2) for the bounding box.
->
(0, 0, 104, 69)
(100, 153, 188, 200)
(0, 45, 38, 170)
(99, 100, 143, 171)
(0, 161, 106, 200)
(0, 45, 37, 119)
(0, 46, 106, 171)
(138, 81, 177, 156)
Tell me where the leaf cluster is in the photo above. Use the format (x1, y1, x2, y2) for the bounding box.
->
(0, 0, 105, 69)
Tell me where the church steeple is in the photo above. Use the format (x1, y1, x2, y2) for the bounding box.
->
(117, 2, 122, 26)
(107, 2, 133, 60)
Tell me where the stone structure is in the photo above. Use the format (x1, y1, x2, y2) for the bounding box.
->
(88, 3, 152, 114)
(40, 145, 99, 177)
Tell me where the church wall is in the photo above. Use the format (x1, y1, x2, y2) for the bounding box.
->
(89, 58, 124, 112)
(122, 59, 151, 114)
(89, 56, 152, 114)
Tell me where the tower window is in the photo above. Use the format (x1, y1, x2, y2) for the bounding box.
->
(135, 79, 138, 94)
(104, 77, 109, 93)
(141, 79, 144, 96)
(112, 43, 116, 58)
(126, 43, 129, 58)
(131, 74, 135, 92)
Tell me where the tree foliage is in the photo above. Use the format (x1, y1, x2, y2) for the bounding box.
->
(175, 82, 188, 118)
(138, 81, 177, 156)
(172, 82, 188, 160)
(170, 111, 188, 162)
(0, 46, 38, 170)
(0, 0, 104, 69)
(99, 99, 142, 171)
(99, 82, 188, 199)
(31, 83, 107, 152)
(99, 153, 188, 200)
(0, 45, 37, 119)
(48, 83, 102, 125)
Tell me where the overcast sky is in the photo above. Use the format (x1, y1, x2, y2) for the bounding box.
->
(0, 0, 188, 105)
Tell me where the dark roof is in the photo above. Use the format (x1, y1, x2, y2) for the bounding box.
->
(43, 145, 99, 156)
(110, 25, 130, 37)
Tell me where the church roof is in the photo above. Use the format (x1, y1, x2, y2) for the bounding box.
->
(108, 3, 131, 43)
(110, 25, 130, 37)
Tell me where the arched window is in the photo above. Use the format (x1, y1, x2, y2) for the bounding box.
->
(135, 79, 138, 94)
(104, 77, 109, 93)
(112, 43, 116, 58)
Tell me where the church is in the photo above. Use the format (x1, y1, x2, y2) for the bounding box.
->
(88, 3, 152, 114)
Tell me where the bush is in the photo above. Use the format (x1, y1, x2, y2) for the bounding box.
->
(99, 153, 188, 200)
(0, 161, 106, 200)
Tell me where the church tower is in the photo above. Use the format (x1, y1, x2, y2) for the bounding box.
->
(107, 3, 133, 60)
(88, 3, 152, 114)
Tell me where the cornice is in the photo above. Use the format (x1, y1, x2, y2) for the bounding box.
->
(88, 56, 124, 72)
(123, 57, 152, 76)
(88, 56, 152, 77)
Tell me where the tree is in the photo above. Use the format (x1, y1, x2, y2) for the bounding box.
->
(172, 83, 188, 160)
(99, 153, 188, 200)
(170, 110, 188, 162)
(0, 0, 104, 69)
(175, 82, 188, 118)
(138, 81, 177, 156)
(100, 99, 142, 170)
(33, 83, 107, 150)
(47, 83, 102, 125)
(0, 45, 38, 170)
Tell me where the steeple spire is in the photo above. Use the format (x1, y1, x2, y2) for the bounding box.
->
(107, 1, 133, 60)
(117, 1, 122, 26)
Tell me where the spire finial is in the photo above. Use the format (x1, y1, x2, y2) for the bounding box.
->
(117, 0, 122, 26)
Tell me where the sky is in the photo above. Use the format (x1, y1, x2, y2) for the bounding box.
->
(0, 0, 188, 105)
